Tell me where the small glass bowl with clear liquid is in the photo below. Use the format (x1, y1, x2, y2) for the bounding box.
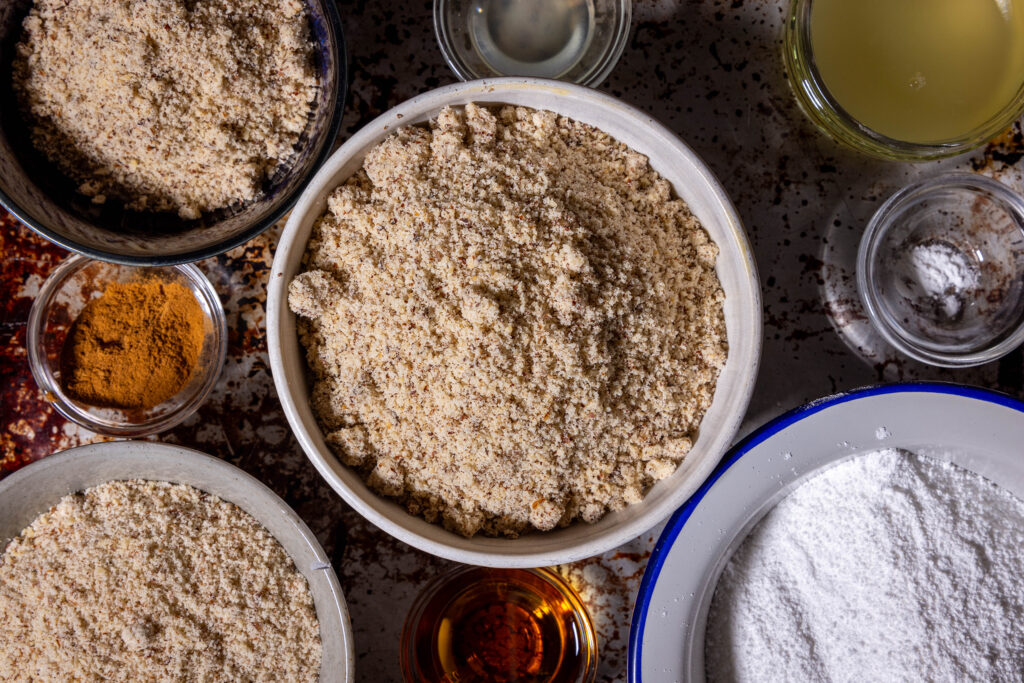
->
(434, 0, 630, 86)
(857, 174, 1024, 367)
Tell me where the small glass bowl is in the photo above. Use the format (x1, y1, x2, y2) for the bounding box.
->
(27, 255, 227, 436)
(857, 174, 1024, 367)
(783, 0, 1024, 161)
(401, 566, 598, 683)
(434, 0, 630, 86)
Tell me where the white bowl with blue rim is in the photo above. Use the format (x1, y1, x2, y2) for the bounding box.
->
(628, 382, 1024, 682)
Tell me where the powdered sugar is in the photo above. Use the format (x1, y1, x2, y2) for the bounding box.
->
(705, 449, 1024, 681)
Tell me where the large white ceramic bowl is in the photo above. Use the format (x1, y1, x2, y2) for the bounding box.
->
(268, 78, 762, 567)
(630, 383, 1024, 682)
(0, 442, 354, 682)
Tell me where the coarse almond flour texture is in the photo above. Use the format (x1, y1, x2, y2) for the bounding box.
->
(289, 104, 727, 537)
(0, 480, 321, 681)
(12, 0, 317, 219)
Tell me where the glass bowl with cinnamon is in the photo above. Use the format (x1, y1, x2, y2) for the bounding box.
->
(27, 255, 227, 436)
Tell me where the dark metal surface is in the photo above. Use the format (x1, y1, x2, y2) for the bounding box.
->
(2, 1, 1022, 680)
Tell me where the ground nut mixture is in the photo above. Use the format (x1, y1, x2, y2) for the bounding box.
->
(0, 481, 321, 681)
(12, 0, 317, 219)
(290, 104, 727, 537)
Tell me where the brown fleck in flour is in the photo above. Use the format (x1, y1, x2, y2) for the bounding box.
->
(0, 480, 321, 681)
(12, 0, 317, 219)
(290, 104, 727, 537)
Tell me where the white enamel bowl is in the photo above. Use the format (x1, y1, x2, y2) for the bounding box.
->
(0, 442, 354, 682)
(268, 78, 762, 567)
(629, 383, 1024, 682)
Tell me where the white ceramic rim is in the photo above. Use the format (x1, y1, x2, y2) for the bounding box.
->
(0, 441, 355, 682)
(26, 254, 228, 436)
(629, 383, 1024, 682)
(268, 77, 762, 567)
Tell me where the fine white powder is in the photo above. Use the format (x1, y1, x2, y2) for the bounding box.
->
(907, 242, 979, 318)
(705, 449, 1024, 682)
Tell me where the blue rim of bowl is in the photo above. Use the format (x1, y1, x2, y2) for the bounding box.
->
(0, 2, 348, 267)
(627, 381, 1024, 683)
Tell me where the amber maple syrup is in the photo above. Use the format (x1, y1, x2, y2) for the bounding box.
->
(401, 567, 597, 683)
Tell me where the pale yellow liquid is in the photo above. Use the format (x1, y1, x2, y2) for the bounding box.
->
(810, 0, 1024, 143)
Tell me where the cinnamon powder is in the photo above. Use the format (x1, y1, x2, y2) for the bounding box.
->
(60, 280, 205, 409)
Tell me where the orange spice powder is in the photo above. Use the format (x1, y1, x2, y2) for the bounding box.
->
(60, 280, 205, 409)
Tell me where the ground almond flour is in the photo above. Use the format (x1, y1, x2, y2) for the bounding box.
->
(0, 480, 322, 681)
(12, 0, 317, 219)
(290, 103, 727, 537)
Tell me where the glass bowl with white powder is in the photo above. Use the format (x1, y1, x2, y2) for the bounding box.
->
(629, 383, 1024, 681)
(857, 173, 1024, 367)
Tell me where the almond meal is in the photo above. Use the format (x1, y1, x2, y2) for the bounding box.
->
(289, 104, 727, 537)
(12, 0, 317, 219)
(0, 480, 322, 681)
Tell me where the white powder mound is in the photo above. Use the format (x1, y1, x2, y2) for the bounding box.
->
(907, 242, 979, 318)
(705, 449, 1024, 682)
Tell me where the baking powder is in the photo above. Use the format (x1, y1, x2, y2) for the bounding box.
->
(705, 449, 1024, 681)
(906, 241, 979, 318)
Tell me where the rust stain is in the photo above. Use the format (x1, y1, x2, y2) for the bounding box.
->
(0, 218, 74, 473)
(971, 122, 1024, 172)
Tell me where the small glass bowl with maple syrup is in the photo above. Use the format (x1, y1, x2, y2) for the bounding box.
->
(401, 566, 598, 683)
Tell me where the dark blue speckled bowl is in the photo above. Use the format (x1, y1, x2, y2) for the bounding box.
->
(0, 0, 347, 265)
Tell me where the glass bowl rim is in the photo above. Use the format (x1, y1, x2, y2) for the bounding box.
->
(856, 173, 1024, 367)
(26, 254, 228, 436)
(783, 0, 1024, 161)
(432, 0, 632, 88)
